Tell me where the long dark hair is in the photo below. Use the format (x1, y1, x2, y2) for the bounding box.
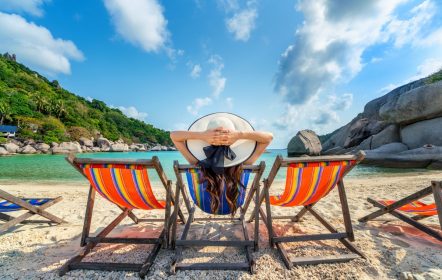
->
(198, 164, 245, 215)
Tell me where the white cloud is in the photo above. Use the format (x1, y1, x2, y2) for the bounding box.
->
(118, 106, 148, 121)
(226, 8, 257, 41)
(219, 0, 258, 42)
(104, 0, 169, 52)
(0, 12, 84, 75)
(0, 0, 49, 17)
(329, 93, 353, 110)
(208, 55, 226, 97)
(274, 0, 413, 105)
(225, 97, 233, 109)
(187, 97, 212, 115)
(190, 64, 202, 79)
(386, 0, 435, 48)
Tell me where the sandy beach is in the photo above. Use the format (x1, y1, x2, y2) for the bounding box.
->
(1, 172, 441, 280)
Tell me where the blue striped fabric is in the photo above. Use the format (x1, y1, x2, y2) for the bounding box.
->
(185, 169, 251, 215)
(0, 198, 51, 212)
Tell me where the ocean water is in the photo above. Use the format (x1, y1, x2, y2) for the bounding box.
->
(0, 149, 430, 185)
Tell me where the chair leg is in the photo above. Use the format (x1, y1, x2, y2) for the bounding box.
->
(431, 181, 442, 229)
(364, 198, 442, 242)
(0, 189, 67, 224)
(359, 186, 433, 222)
(254, 181, 260, 251)
(0, 196, 64, 233)
(170, 182, 182, 250)
(291, 204, 314, 222)
(59, 209, 130, 276)
(337, 180, 355, 241)
(81, 187, 95, 246)
(164, 180, 172, 248)
(263, 180, 274, 247)
(139, 229, 165, 278)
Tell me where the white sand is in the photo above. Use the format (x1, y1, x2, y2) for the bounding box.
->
(1, 172, 441, 279)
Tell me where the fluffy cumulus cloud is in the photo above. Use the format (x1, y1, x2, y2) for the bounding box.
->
(118, 106, 148, 121)
(187, 97, 212, 115)
(186, 55, 227, 115)
(208, 55, 227, 97)
(219, 0, 258, 42)
(0, 0, 49, 17)
(190, 64, 202, 79)
(0, 12, 84, 75)
(273, 0, 440, 134)
(226, 7, 257, 41)
(104, 0, 169, 52)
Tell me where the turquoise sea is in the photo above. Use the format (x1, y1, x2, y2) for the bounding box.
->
(0, 149, 430, 185)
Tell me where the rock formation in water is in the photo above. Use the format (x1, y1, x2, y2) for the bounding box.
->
(321, 71, 442, 169)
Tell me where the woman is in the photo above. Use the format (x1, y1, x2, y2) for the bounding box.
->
(170, 113, 273, 215)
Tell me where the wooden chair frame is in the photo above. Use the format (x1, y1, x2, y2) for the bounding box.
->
(250, 152, 366, 269)
(170, 161, 265, 274)
(0, 189, 66, 233)
(59, 156, 186, 278)
(359, 181, 442, 242)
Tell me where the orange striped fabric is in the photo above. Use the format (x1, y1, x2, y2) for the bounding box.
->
(378, 200, 437, 216)
(270, 160, 355, 207)
(79, 163, 165, 210)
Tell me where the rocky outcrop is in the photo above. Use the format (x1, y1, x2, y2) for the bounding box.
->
(51, 142, 82, 154)
(0, 138, 176, 156)
(287, 130, 322, 156)
(321, 75, 442, 169)
(379, 81, 442, 124)
(79, 137, 94, 147)
(18, 145, 37, 154)
(400, 117, 442, 149)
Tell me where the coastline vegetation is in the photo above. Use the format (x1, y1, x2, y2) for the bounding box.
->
(0, 54, 172, 145)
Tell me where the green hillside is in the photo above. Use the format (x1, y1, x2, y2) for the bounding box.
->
(0, 54, 171, 145)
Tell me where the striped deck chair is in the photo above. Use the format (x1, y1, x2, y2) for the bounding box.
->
(170, 160, 265, 274)
(59, 156, 186, 278)
(359, 181, 442, 242)
(0, 189, 65, 233)
(249, 152, 366, 269)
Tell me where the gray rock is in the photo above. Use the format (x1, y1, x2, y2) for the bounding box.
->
(359, 124, 400, 150)
(34, 143, 50, 153)
(150, 145, 162, 151)
(0, 147, 8, 155)
(97, 137, 111, 148)
(379, 81, 442, 124)
(110, 143, 129, 152)
(91, 147, 101, 152)
(51, 142, 82, 154)
(50, 142, 59, 148)
(367, 142, 408, 154)
(168, 146, 177, 151)
(79, 137, 94, 147)
(2, 142, 19, 153)
(344, 119, 387, 148)
(18, 145, 37, 154)
(288, 130, 322, 157)
(400, 117, 442, 149)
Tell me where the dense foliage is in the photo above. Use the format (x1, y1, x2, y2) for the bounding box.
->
(0, 55, 172, 145)
(426, 69, 442, 84)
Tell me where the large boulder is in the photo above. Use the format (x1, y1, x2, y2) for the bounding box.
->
(79, 137, 94, 147)
(110, 143, 129, 152)
(51, 142, 82, 154)
(400, 117, 442, 149)
(34, 143, 51, 153)
(366, 142, 408, 154)
(18, 145, 37, 154)
(97, 137, 111, 148)
(287, 130, 322, 157)
(2, 142, 19, 153)
(379, 81, 442, 124)
(343, 119, 387, 148)
(358, 124, 400, 150)
(0, 147, 8, 155)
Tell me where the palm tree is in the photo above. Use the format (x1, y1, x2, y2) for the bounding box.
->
(33, 94, 48, 113)
(0, 101, 12, 125)
(54, 100, 67, 118)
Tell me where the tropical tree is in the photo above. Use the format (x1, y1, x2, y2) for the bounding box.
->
(54, 100, 67, 118)
(0, 101, 13, 125)
(33, 93, 48, 113)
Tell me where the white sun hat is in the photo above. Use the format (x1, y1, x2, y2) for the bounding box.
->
(186, 112, 257, 167)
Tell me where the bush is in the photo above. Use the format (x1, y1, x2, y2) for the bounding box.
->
(67, 126, 93, 141)
(40, 116, 67, 143)
(0, 137, 7, 144)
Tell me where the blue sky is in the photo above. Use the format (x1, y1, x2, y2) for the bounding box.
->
(1, 0, 441, 148)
